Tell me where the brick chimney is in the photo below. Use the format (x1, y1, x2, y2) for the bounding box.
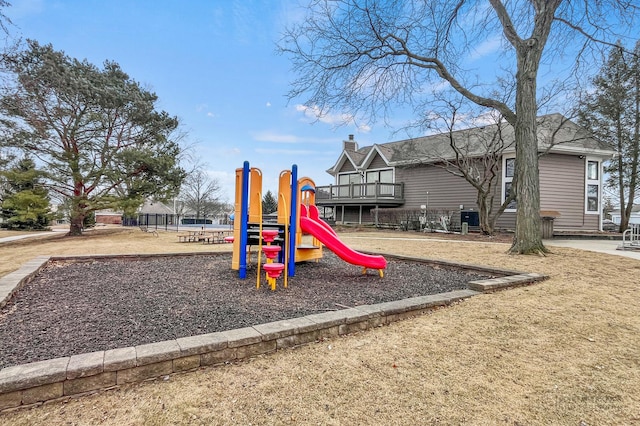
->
(343, 134, 357, 151)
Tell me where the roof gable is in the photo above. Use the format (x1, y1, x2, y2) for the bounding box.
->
(327, 150, 358, 175)
(327, 145, 373, 175)
(361, 144, 391, 170)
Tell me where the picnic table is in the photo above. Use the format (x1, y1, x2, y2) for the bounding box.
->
(201, 230, 234, 244)
(177, 230, 203, 242)
(177, 229, 233, 243)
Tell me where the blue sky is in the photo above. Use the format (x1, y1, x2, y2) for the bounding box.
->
(5, 0, 401, 203)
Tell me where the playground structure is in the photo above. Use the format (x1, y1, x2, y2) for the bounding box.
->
(231, 161, 387, 290)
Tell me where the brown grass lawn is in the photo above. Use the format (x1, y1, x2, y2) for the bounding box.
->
(0, 229, 54, 239)
(1, 227, 639, 425)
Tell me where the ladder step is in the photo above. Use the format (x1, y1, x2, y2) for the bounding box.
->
(297, 244, 320, 249)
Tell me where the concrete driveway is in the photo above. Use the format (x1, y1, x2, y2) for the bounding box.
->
(545, 238, 640, 260)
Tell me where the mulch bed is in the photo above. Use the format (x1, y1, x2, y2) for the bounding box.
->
(0, 252, 491, 369)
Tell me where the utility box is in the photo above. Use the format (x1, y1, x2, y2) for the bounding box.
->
(460, 211, 479, 227)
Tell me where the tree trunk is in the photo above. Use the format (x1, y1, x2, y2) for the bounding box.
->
(477, 192, 495, 235)
(68, 194, 86, 236)
(509, 43, 549, 255)
(68, 211, 84, 236)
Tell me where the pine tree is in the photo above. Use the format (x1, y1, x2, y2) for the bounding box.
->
(0, 41, 186, 235)
(262, 190, 278, 215)
(579, 41, 640, 232)
(1, 157, 53, 230)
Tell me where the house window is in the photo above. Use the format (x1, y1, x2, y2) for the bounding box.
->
(337, 172, 361, 197)
(365, 169, 393, 185)
(365, 168, 394, 196)
(503, 156, 516, 210)
(587, 161, 598, 180)
(585, 160, 600, 214)
(505, 158, 515, 179)
(338, 173, 360, 185)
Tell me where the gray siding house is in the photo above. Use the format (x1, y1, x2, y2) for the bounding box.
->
(316, 114, 615, 232)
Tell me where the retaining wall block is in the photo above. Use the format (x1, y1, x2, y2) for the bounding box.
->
(341, 308, 373, 326)
(351, 305, 387, 328)
(0, 357, 69, 393)
(64, 372, 117, 396)
(276, 326, 341, 350)
(236, 340, 277, 359)
(176, 332, 227, 357)
(304, 310, 348, 328)
(117, 361, 173, 385)
(223, 327, 262, 348)
(0, 390, 22, 411)
(253, 317, 318, 341)
(67, 351, 105, 380)
(200, 348, 236, 366)
(104, 347, 136, 372)
(173, 355, 201, 372)
(135, 341, 181, 366)
(22, 382, 64, 405)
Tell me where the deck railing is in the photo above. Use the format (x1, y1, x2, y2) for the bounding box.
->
(315, 182, 404, 202)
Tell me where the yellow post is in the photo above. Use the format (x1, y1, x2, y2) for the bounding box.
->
(277, 170, 291, 224)
(231, 167, 243, 271)
(249, 168, 262, 224)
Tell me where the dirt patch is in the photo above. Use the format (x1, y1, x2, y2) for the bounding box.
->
(0, 251, 491, 369)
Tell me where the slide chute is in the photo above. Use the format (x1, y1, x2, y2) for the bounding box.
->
(299, 205, 387, 273)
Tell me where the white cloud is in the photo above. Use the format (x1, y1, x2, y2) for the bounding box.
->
(468, 36, 502, 62)
(255, 148, 331, 156)
(266, 101, 271, 107)
(295, 104, 371, 133)
(358, 123, 372, 133)
(252, 130, 299, 143)
(226, 147, 241, 155)
(295, 104, 347, 125)
(251, 130, 340, 145)
(207, 112, 215, 118)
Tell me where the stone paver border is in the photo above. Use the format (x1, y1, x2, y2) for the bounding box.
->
(0, 252, 547, 411)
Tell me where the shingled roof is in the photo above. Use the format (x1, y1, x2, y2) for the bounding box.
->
(327, 113, 615, 176)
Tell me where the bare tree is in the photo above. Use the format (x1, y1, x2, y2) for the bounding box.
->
(280, 0, 639, 254)
(421, 102, 516, 235)
(180, 168, 224, 222)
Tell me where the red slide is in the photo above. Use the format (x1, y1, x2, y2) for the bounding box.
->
(299, 205, 387, 271)
(307, 204, 337, 236)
